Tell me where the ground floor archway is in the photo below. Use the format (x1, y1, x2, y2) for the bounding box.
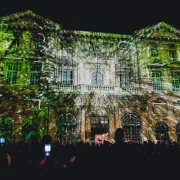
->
(122, 113, 141, 143)
(90, 116, 109, 143)
(155, 121, 169, 142)
(56, 113, 78, 144)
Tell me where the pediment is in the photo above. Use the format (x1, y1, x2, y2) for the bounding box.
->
(0, 10, 59, 32)
(135, 22, 180, 40)
(151, 58, 163, 64)
(148, 58, 165, 68)
(166, 61, 180, 68)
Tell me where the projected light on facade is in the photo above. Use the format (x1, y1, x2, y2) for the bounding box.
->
(0, 10, 180, 144)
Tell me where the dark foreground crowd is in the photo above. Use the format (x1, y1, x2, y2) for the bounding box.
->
(1, 128, 180, 179)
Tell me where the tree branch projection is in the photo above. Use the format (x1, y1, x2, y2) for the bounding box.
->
(2, 10, 180, 142)
(0, 10, 147, 141)
(0, 10, 76, 141)
(59, 31, 151, 118)
(49, 23, 180, 142)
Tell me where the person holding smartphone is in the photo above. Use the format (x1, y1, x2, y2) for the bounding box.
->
(44, 144, 51, 157)
(38, 135, 57, 176)
(0, 137, 5, 147)
(0, 142, 11, 176)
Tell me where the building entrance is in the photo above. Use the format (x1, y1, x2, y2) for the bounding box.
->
(91, 116, 109, 143)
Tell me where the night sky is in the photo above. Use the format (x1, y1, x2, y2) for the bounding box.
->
(0, 0, 179, 34)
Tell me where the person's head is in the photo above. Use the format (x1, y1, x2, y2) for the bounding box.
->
(41, 134, 52, 145)
(104, 140, 111, 147)
(30, 135, 38, 144)
(114, 128, 124, 143)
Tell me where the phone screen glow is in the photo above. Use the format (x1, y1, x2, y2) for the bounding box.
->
(0, 137, 5, 143)
(44, 144, 51, 156)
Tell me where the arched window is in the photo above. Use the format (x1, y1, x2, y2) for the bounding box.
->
(155, 121, 169, 142)
(122, 114, 141, 143)
(91, 72, 103, 85)
(56, 113, 77, 144)
(176, 122, 180, 144)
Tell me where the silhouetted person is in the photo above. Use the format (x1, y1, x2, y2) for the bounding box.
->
(114, 128, 125, 144)
(110, 128, 133, 178)
(41, 135, 52, 145)
(0, 146, 10, 176)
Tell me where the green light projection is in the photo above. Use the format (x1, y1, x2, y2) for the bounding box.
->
(0, 11, 180, 143)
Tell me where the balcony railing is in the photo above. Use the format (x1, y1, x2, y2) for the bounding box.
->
(57, 84, 78, 90)
(54, 84, 142, 94)
(85, 85, 115, 91)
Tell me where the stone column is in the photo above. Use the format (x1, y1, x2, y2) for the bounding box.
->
(109, 112, 114, 140)
(77, 107, 81, 138)
(49, 111, 56, 143)
(81, 107, 86, 141)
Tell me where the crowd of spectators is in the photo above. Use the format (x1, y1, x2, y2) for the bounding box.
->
(1, 128, 180, 179)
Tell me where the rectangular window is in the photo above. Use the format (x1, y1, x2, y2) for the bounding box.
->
(172, 72, 180, 91)
(152, 72, 162, 90)
(6, 64, 18, 84)
(169, 50, 176, 59)
(30, 63, 41, 85)
(151, 49, 159, 57)
(91, 116, 109, 128)
(120, 72, 132, 88)
(91, 72, 103, 85)
(63, 70, 73, 85)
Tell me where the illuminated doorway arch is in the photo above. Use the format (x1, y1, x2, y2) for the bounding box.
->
(56, 113, 77, 144)
(155, 121, 169, 142)
(122, 113, 141, 143)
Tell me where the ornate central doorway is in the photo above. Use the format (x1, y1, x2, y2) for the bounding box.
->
(91, 116, 109, 140)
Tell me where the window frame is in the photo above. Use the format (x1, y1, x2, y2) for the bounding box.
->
(30, 63, 42, 85)
(120, 71, 133, 88)
(56, 113, 77, 143)
(91, 71, 104, 86)
(91, 116, 109, 129)
(63, 69, 73, 85)
(169, 49, 177, 60)
(122, 113, 141, 143)
(6, 63, 18, 84)
(151, 48, 159, 57)
(155, 121, 169, 142)
(171, 72, 180, 91)
(152, 71, 163, 91)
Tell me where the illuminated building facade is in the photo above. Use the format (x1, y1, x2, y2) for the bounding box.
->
(1, 11, 180, 143)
